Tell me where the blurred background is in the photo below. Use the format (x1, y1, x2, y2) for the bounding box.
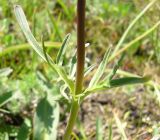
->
(0, 0, 160, 139)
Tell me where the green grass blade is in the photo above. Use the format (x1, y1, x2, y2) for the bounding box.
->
(57, 0, 72, 20)
(14, 5, 53, 63)
(77, 119, 87, 140)
(89, 48, 112, 88)
(0, 42, 61, 57)
(47, 10, 62, 41)
(113, 112, 128, 140)
(108, 124, 113, 140)
(109, 76, 151, 88)
(112, 0, 158, 56)
(56, 34, 71, 65)
(96, 117, 103, 140)
(110, 20, 160, 61)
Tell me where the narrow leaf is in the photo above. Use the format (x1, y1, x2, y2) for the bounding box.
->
(84, 64, 96, 77)
(89, 48, 111, 88)
(108, 124, 113, 140)
(14, 5, 53, 63)
(109, 76, 151, 88)
(104, 54, 125, 83)
(57, 0, 72, 20)
(47, 10, 62, 41)
(82, 76, 150, 99)
(56, 34, 71, 65)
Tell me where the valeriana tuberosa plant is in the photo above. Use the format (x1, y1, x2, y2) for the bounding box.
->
(63, 1, 86, 140)
(14, 0, 159, 139)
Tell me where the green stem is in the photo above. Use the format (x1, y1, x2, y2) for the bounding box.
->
(63, 101, 79, 140)
(63, 0, 86, 139)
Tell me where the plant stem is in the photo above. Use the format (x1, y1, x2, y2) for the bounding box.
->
(63, 101, 79, 140)
(63, 0, 86, 139)
(75, 0, 86, 95)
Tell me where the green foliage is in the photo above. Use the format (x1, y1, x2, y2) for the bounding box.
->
(47, 9, 62, 41)
(17, 119, 31, 140)
(0, 91, 13, 108)
(56, 34, 71, 65)
(109, 76, 151, 88)
(33, 96, 59, 140)
(108, 124, 113, 140)
(14, 5, 52, 62)
(13, 3, 153, 139)
(0, 0, 160, 139)
(14, 5, 74, 95)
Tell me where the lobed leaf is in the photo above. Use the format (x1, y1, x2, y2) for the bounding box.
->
(82, 76, 150, 100)
(42, 39, 74, 93)
(89, 48, 111, 88)
(15, 5, 74, 93)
